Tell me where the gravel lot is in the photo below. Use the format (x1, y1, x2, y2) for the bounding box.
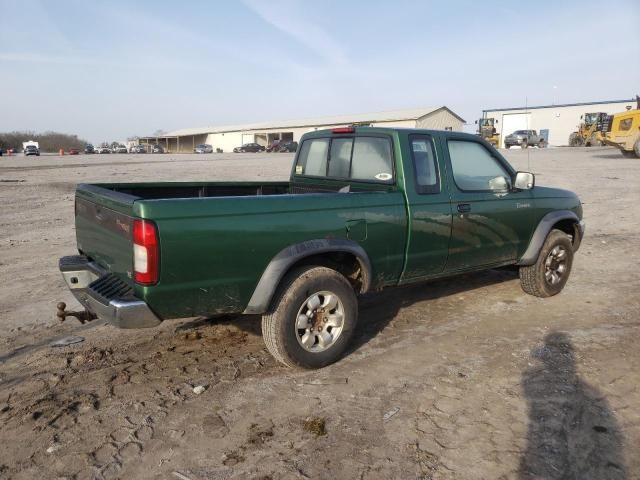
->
(0, 147, 638, 479)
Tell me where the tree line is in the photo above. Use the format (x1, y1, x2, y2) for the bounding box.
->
(0, 131, 90, 152)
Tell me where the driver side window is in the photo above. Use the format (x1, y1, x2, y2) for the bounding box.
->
(447, 140, 511, 192)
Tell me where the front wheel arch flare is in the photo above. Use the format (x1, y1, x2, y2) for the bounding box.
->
(518, 211, 580, 266)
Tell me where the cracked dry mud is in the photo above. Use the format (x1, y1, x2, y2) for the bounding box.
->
(0, 148, 639, 479)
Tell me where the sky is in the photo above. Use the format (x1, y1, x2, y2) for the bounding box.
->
(1, 0, 639, 143)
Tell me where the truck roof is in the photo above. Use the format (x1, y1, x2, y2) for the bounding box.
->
(303, 126, 475, 139)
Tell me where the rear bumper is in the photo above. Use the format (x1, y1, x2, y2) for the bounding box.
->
(59, 255, 162, 329)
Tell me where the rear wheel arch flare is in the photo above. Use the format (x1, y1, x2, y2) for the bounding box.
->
(243, 239, 372, 315)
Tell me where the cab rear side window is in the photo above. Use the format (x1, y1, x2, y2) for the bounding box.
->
(409, 135, 439, 194)
(295, 136, 394, 184)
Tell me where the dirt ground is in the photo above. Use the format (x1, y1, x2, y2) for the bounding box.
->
(0, 147, 638, 480)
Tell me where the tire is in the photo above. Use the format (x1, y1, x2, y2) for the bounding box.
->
(505, 145, 511, 149)
(634, 139, 640, 158)
(521, 140, 528, 149)
(262, 265, 358, 369)
(568, 132, 579, 147)
(538, 139, 546, 148)
(519, 229, 574, 298)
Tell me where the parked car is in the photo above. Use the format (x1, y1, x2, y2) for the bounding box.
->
(59, 126, 584, 369)
(84, 145, 96, 154)
(132, 145, 146, 154)
(152, 144, 164, 154)
(68, 148, 79, 155)
(194, 144, 214, 154)
(278, 141, 298, 153)
(233, 142, 265, 153)
(113, 145, 128, 154)
(504, 130, 545, 149)
(24, 145, 40, 156)
(266, 140, 283, 152)
(98, 146, 111, 154)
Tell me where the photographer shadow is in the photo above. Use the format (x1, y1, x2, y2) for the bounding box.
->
(519, 332, 627, 479)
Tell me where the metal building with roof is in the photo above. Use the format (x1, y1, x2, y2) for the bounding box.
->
(138, 106, 465, 153)
(482, 99, 636, 148)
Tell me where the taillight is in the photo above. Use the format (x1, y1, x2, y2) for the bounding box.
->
(133, 219, 159, 285)
(332, 127, 355, 134)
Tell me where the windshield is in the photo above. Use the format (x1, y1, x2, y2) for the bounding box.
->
(513, 130, 527, 135)
(584, 113, 599, 124)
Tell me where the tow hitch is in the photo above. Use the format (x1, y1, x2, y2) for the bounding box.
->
(56, 302, 97, 324)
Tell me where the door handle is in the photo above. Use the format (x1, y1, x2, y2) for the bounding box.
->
(457, 203, 471, 213)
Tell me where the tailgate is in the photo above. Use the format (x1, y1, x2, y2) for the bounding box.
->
(75, 184, 138, 284)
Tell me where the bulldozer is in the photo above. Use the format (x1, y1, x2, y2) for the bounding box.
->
(603, 96, 640, 158)
(476, 117, 500, 147)
(568, 112, 608, 146)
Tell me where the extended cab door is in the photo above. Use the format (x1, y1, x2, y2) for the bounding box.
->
(400, 133, 452, 282)
(442, 135, 534, 271)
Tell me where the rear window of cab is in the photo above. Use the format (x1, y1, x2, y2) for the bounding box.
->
(295, 136, 394, 183)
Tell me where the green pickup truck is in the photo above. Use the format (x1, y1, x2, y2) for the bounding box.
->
(59, 127, 584, 368)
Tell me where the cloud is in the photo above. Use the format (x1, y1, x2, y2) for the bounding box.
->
(0, 52, 101, 66)
(242, 0, 349, 66)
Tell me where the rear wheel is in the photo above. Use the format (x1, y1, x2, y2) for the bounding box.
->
(262, 266, 358, 369)
(538, 139, 546, 148)
(519, 229, 574, 298)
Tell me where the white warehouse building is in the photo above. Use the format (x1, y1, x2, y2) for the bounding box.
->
(139, 107, 465, 153)
(483, 99, 636, 148)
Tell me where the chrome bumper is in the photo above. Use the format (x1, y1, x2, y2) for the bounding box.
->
(59, 255, 162, 329)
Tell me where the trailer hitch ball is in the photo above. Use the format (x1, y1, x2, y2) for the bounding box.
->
(56, 302, 97, 324)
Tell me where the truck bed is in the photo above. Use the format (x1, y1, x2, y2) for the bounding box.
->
(74, 180, 407, 320)
(91, 181, 291, 200)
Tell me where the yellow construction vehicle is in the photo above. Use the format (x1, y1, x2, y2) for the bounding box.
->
(568, 112, 608, 146)
(476, 117, 500, 147)
(603, 96, 640, 158)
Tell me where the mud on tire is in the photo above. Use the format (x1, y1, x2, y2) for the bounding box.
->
(261, 265, 358, 369)
(519, 229, 574, 298)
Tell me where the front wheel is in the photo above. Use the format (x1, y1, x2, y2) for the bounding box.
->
(519, 229, 574, 297)
(521, 140, 528, 149)
(262, 266, 358, 369)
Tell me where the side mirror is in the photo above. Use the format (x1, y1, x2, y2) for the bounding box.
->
(475, 120, 478, 124)
(496, 119, 499, 124)
(514, 171, 535, 190)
